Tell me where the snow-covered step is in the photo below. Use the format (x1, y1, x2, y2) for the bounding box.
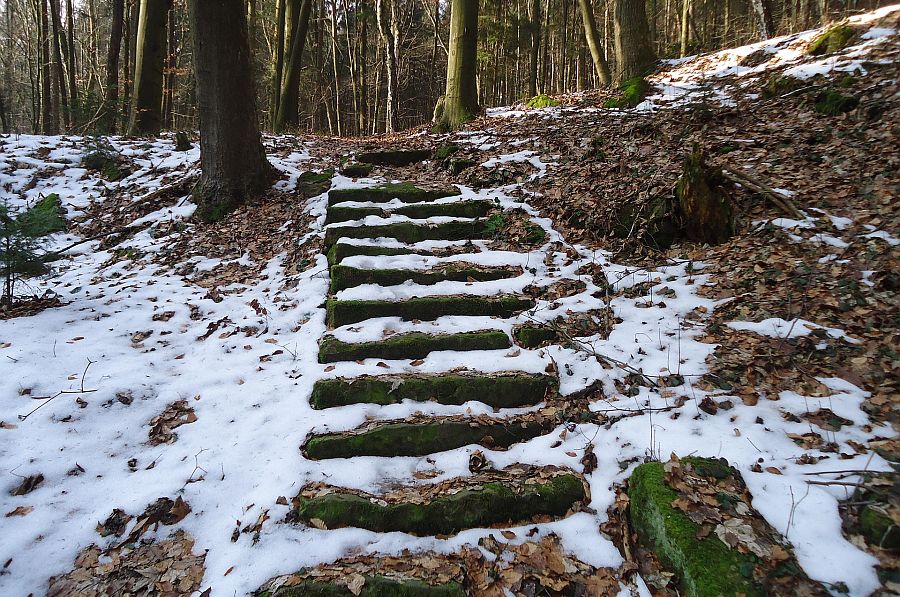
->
(329, 263, 522, 292)
(324, 199, 493, 224)
(323, 218, 494, 247)
(328, 183, 459, 206)
(317, 329, 512, 363)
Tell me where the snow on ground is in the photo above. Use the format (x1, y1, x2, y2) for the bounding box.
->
(2, 25, 897, 591)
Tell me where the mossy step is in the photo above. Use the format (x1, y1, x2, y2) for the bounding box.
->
(356, 149, 433, 166)
(318, 330, 511, 363)
(328, 183, 459, 206)
(327, 295, 533, 327)
(514, 325, 558, 348)
(258, 576, 464, 597)
(327, 242, 480, 266)
(324, 220, 492, 247)
(325, 200, 493, 225)
(330, 263, 520, 292)
(303, 416, 549, 458)
(292, 472, 584, 536)
(310, 372, 556, 408)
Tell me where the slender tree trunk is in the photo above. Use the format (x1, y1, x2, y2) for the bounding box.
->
(749, 0, 775, 39)
(0, 81, 8, 133)
(613, 0, 655, 83)
(102, 0, 125, 132)
(376, 0, 397, 132)
(49, 0, 69, 128)
(274, 0, 311, 132)
(162, 6, 176, 129)
(189, 0, 273, 222)
(65, 0, 77, 109)
(434, 0, 478, 130)
(329, 0, 342, 136)
(680, 0, 691, 56)
(40, 0, 56, 134)
(578, 0, 612, 86)
(128, 0, 170, 135)
(270, 0, 286, 124)
(528, 0, 542, 97)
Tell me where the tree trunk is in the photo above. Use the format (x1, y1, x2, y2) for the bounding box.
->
(613, 0, 655, 84)
(270, 0, 286, 124)
(189, 0, 273, 222)
(434, 0, 479, 131)
(578, 0, 612, 86)
(162, 6, 176, 129)
(329, 0, 342, 136)
(40, 0, 56, 134)
(679, 0, 691, 56)
(0, 81, 8, 133)
(128, 0, 170, 135)
(65, 0, 77, 110)
(122, 0, 136, 132)
(49, 0, 69, 129)
(102, 0, 125, 133)
(376, 0, 398, 132)
(274, 0, 312, 132)
(528, 0, 542, 96)
(749, 0, 775, 39)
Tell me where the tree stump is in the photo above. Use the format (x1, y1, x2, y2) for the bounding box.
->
(676, 145, 733, 244)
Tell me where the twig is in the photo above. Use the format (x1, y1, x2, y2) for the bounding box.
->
(721, 167, 804, 218)
(18, 358, 97, 421)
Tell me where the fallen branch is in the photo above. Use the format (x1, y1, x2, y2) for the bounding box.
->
(721, 167, 804, 218)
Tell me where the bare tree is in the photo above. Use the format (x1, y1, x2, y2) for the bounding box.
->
(128, 0, 171, 135)
(434, 0, 479, 131)
(579, 0, 612, 86)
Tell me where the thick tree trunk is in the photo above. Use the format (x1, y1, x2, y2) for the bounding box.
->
(434, 0, 479, 131)
(49, 0, 69, 129)
(273, 0, 312, 132)
(102, 0, 125, 133)
(122, 0, 136, 132)
(162, 7, 176, 129)
(40, 0, 56, 134)
(749, 0, 775, 39)
(528, 0, 542, 96)
(578, 0, 612, 86)
(680, 0, 691, 56)
(128, 0, 170, 135)
(189, 0, 273, 222)
(613, 0, 656, 84)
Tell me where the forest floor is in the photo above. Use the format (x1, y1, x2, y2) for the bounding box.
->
(1, 5, 898, 597)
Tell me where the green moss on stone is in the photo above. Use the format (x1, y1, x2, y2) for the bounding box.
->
(514, 326, 557, 348)
(356, 149, 433, 166)
(326, 295, 534, 327)
(324, 220, 492, 247)
(859, 505, 900, 550)
(808, 25, 855, 56)
(603, 78, 651, 109)
(433, 144, 459, 160)
(814, 89, 859, 116)
(340, 163, 373, 177)
(328, 243, 426, 266)
(526, 94, 561, 108)
(448, 159, 476, 175)
(293, 474, 584, 535)
(304, 418, 548, 459)
(328, 183, 460, 206)
(309, 372, 555, 408)
(297, 169, 335, 196)
(325, 200, 493, 225)
(329, 263, 519, 292)
(318, 330, 511, 363)
(259, 576, 464, 597)
(629, 460, 763, 597)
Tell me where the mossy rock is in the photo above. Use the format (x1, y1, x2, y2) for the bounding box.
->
(859, 505, 900, 550)
(448, 159, 477, 175)
(318, 330, 511, 363)
(356, 149, 433, 166)
(297, 169, 335, 196)
(433, 144, 459, 160)
(603, 78, 651, 109)
(309, 372, 555, 408)
(814, 89, 859, 116)
(327, 183, 460, 206)
(81, 149, 127, 181)
(526, 94, 561, 108)
(330, 263, 519, 292)
(514, 326, 558, 348)
(326, 295, 534, 327)
(293, 474, 584, 535)
(808, 25, 855, 56)
(324, 220, 492, 247)
(303, 417, 549, 458)
(761, 75, 805, 98)
(613, 195, 677, 249)
(629, 459, 763, 597)
(324, 200, 493, 225)
(339, 162, 373, 178)
(174, 131, 192, 152)
(257, 576, 464, 597)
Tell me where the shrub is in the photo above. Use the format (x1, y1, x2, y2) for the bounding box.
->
(1, 195, 65, 304)
(525, 94, 561, 109)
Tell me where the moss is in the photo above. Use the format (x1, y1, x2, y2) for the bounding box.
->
(293, 474, 583, 536)
(81, 149, 127, 181)
(448, 159, 476, 175)
(339, 162, 373, 177)
(324, 200, 492, 225)
(859, 505, 900, 550)
(433, 144, 459, 160)
(328, 183, 460, 206)
(329, 263, 519, 292)
(761, 75, 804, 98)
(629, 460, 763, 597)
(297, 169, 335, 196)
(356, 149, 433, 166)
(514, 326, 557, 348)
(814, 89, 859, 116)
(324, 220, 492, 247)
(26, 193, 66, 233)
(327, 243, 429, 266)
(304, 418, 548, 459)
(613, 195, 677, 249)
(326, 295, 534, 327)
(259, 576, 464, 597)
(808, 25, 855, 56)
(603, 78, 651, 109)
(318, 330, 511, 363)
(309, 372, 555, 408)
(525, 94, 561, 108)
(174, 131, 192, 152)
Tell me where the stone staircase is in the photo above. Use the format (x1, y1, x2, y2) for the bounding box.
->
(285, 182, 587, 593)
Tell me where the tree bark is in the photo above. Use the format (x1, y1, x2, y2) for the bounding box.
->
(270, 0, 287, 124)
(189, 0, 273, 222)
(434, 0, 479, 131)
(273, 0, 312, 132)
(613, 0, 656, 84)
(376, 0, 398, 132)
(329, 0, 342, 136)
(40, 0, 56, 134)
(128, 0, 170, 135)
(65, 0, 77, 109)
(528, 0, 542, 96)
(679, 0, 691, 56)
(49, 0, 69, 128)
(749, 0, 775, 39)
(578, 0, 612, 86)
(102, 0, 125, 133)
